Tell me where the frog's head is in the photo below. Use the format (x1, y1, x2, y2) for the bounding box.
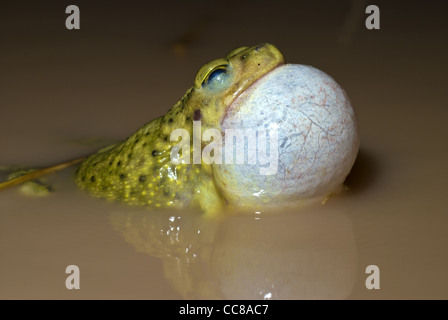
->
(187, 43, 284, 129)
(166, 44, 357, 211)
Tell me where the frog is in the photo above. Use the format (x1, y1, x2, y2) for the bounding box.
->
(75, 43, 285, 213)
(0, 167, 52, 196)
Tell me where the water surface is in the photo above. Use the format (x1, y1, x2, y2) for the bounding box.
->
(1, 1, 447, 299)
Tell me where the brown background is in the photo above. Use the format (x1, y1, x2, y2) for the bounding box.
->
(1, 0, 447, 299)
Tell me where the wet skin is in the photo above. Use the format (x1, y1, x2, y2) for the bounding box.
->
(75, 44, 285, 213)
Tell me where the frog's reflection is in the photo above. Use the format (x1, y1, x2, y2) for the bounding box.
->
(108, 202, 357, 299)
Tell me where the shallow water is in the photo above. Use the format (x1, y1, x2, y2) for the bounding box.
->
(1, 1, 447, 299)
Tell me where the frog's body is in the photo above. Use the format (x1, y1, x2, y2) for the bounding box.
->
(75, 44, 284, 213)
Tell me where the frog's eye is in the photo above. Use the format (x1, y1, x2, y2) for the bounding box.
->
(194, 59, 230, 89)
(204, 66, 228, 87)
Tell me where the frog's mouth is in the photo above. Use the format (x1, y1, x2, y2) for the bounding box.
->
(221, 63, 285, 129)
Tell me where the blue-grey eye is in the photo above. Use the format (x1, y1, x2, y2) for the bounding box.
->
(204, 67, 228, 88)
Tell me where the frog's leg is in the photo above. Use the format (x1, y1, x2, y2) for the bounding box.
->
(0, 157, 85, 191)
(195, 178, 225, 214)
(6, 169, 52, 196)
(189, 164, 226, 214)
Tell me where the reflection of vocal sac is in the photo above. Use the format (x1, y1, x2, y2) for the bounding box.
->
(108, 205, 357, 299)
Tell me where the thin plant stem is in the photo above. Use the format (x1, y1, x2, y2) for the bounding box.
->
(0, 157, 86, 191)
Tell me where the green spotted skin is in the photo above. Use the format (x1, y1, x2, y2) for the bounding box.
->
(75, 88, 214, 210)
(75, 44, 285, 213)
